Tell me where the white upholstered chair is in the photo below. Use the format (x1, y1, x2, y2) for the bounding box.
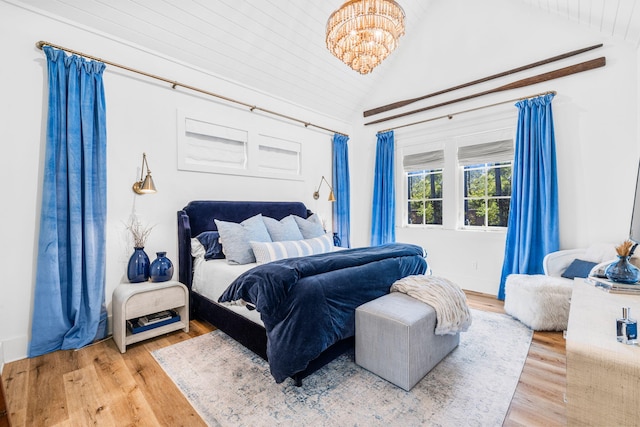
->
(504, 244, 617, 331)
(543, 245, 618, 279)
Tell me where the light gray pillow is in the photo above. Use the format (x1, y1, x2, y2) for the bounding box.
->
(292, 214, 325, 239)
(214, 214, 272, 264)
(263, 215, 304, 241)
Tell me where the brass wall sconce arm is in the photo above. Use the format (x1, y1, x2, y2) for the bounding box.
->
(132, 152, 157, 195)
(313, 176, 336, 202)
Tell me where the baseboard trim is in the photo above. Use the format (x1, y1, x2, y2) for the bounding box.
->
(463, 289, 499, 299)
(2, 336, 28, 364)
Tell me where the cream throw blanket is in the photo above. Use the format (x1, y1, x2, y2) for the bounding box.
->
(391, 275, 472, 335)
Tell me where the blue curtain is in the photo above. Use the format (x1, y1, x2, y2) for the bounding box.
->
(371, 130, 396, 245)
(332, 133, 351, 247)
(498, 93, 559, 300)
(29, 46, 108, 357)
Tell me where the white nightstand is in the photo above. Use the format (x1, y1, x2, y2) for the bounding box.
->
(112, 280, 189, 353)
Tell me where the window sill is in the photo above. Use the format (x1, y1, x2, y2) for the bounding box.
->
(457, 227, 507, 234)
(402, 224, 444, 229)
(400, 224, 506, 234)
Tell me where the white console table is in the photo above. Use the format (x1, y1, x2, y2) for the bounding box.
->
(566, 279, 640, 426)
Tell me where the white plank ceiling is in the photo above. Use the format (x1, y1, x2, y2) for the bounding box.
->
(14, 0, 640, 121)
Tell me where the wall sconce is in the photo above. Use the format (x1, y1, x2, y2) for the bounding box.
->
(313, 176, 336, 202)
(132, 152, 157, 195)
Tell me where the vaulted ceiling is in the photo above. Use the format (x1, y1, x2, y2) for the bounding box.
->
(15, 0, 640, 121)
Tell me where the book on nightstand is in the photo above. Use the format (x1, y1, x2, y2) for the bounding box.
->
(127, 309, 180, 334)
(139, 310, 175, 326)
(587, 277, 640, 294)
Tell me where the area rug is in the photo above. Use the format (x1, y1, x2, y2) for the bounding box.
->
(152, 309, 532, 426)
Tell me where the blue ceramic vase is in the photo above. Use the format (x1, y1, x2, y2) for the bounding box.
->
(150, 251, 174, 282)
(605, 255, 640, 284)
(127, 247, 150, 283)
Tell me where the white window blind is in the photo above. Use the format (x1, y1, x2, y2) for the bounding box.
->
(183, 118, 248, 169)
(403, 149, 445, 171)
(458, 139, 513, 166)
(257, 134, 301, 175)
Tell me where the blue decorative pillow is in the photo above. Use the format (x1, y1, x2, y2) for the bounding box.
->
(195, 231, 224, 260)
(292, 214, 325, 239)
(214, 214, 272, 264)
(263, 215, 304, 241)
(561, 259, 598, 279)
(250, 234, 333, 264)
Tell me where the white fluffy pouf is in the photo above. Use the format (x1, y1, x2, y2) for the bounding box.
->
(504, 274, 573, 331)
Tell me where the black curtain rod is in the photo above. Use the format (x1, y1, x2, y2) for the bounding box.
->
(36, 40, 348, 138)
(376, 90, 557, 135)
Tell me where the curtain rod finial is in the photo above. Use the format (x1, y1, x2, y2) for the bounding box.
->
(36, 41, 46, 50)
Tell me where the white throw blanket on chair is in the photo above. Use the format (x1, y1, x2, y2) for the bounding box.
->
(391, 275, 472, 335)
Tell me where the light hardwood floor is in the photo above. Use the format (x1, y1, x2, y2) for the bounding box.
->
(466, 291, 567, 427)
(1, 292, 566, 426)
(0, 374, 8, 427)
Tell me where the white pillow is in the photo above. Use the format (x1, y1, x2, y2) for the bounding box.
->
(250, 234, 333, 264)
(263, 215, 304, 241)
(214, 214, 272, 264)
(190, 237, 206, 258)
(292, 214, 325, 239)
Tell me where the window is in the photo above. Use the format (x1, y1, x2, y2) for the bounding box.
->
(403, 149, 445, 226)
(459, 139, 514, 228)
(398, 117, 516, 231)
(462, 162, 511, 227)
(407, 169, 443, 225)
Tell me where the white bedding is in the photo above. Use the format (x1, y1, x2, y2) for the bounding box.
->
(190, 235, 344, 327)
(192, 256, 264, 325)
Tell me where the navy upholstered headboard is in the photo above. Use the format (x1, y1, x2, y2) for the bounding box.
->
(177, 201, 311, 288)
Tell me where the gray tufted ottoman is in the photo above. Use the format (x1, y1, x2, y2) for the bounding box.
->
(355, 292, 460, 391)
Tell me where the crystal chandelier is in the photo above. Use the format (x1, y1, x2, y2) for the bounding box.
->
(326, 0, 405, 75)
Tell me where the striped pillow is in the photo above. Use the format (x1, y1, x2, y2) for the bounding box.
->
(250, 234, 333, 264)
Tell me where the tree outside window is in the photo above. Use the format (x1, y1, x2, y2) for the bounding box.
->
(407, 169, 443, 225)
(463, 162, 511, 227)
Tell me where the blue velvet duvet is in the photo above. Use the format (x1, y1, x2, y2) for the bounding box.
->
(218, 243, 428, 383)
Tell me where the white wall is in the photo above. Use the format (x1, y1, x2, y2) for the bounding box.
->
(0, 2, 349, 362)
(2, 0, 639, 362)
(349, 0, 639, 294)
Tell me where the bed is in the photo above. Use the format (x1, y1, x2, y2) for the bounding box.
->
(177, 200, 428, 385)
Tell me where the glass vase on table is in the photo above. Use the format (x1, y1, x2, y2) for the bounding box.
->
(605, 255, 640, 284)
(150, 251, 174, 282)
(127, 247, 150, 283)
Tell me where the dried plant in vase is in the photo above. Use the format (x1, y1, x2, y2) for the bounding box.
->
(125, 215, 155, 283)
(606, 240, 640, 284)
(615, 240, 634, 257)
(126, 215, 154, 248)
